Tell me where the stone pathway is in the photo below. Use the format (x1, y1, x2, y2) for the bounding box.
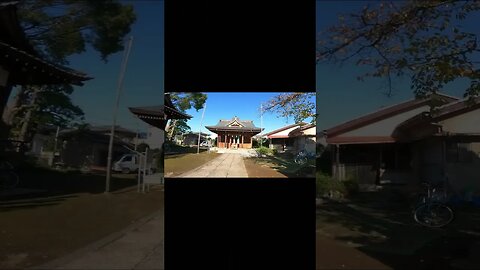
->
(177, 153, 248, 178)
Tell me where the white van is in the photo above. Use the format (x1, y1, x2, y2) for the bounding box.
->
(113, 154, 139, 174)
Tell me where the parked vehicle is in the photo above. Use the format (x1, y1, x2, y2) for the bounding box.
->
(113, 154, 139, 174)
(413, 181, 454, 228)
(200, 141, 209, 147)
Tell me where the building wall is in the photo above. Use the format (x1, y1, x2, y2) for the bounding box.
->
(61, 139, 129, 168)
(445, 141, 480, 194)
(269, 138, 294, 151)
(412, 137, 480, 195)
(183, 134, 206, 146)
(142, 126, 164, 150)
(293, 135, 316, 154)
(268, 125, 302, 138)
(30, 134, 50, 156)
(341, 105, 430, 137)
(440, 108, 480, 134)
(302, 126, 316, 136)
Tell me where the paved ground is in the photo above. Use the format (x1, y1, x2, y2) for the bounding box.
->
(316, 234, 391, 270)
(177, 153, 248, 178)
(33, 210, 164, 270)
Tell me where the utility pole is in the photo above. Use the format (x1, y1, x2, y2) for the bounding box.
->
(53, 125, 60, 153)
(52, 125, 60, 166)
(105, 36, 133, 193)
(134, 121, 139, 151)
(197, 102, 206, 154)
(260, 103, 263, 148)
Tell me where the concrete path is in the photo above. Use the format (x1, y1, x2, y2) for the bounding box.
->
(316, 234, 391, 270)
(33, 210, 164, 270)
(177, 153, 248, 178)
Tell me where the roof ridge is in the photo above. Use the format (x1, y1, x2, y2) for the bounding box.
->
(324, 93, 458, 136)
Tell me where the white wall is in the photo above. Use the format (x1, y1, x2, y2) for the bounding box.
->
(302, 126, 316, 136)
(440, 108, 480, 134)
(341, 105, 430, 137)
(143, 126, 164, 150)
(268, 125, 302, 138)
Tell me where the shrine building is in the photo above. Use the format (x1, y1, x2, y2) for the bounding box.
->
(205, 116, 263, 149)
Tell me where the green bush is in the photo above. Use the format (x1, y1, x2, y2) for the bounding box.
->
(343, 177, 360, 195)
(316, 172, 345, 197)
(316, 173, 360, 199)
(256, 146, 272, 156)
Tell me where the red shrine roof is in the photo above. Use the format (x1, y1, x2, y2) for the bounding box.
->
(205, 116, 263, 134)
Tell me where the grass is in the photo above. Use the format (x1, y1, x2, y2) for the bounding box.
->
(243, 158, 287, 178)
(246, 152, 315, 177)
(165, 142, 209, 155)
(0, 166, 163, 269)
(164, 151, 220, 176)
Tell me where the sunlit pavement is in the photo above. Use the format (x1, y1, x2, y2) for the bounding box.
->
(177, 153, 248, 178)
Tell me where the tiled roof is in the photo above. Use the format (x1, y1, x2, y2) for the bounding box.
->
(205, 116, 263, 133)
(89, 125, 136, 136)
(263, 122, 307, 137)
(212, 116, 257, 128)
(324, 93, 458, 137)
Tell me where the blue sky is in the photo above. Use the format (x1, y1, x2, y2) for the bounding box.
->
(316, 1, 479, 131)
(10, 1, 315, 135)
(184, 92, 315, 138)
(9, 0, 165, 133)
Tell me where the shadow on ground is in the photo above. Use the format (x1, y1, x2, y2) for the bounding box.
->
(316, 188, 480, 269)
(1, 166, 137, 209)
(249, 152, 315, 178)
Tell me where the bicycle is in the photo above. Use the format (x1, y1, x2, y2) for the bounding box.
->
(413, 181, 454, 228)
(0, 160, 19, 190)
(294, 150, 315, 165)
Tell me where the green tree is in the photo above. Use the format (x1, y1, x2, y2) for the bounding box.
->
(18, 0, 136, 63)
(317, 1, 480, 98)
(166, 92, 207, 140)
(172, 119, 191, 137)
(10, 85, 85, 142)
(4, 0, 136, 142)
(262, 93, 316, 124)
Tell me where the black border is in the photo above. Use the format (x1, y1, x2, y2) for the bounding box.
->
(165, 0, 316, 92)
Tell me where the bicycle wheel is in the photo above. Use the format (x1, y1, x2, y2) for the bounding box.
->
(0, 171, 19, 190)
(414, 203, 454, 228)
(411, 194, 427, 212)
(295, 157, 306, 165)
